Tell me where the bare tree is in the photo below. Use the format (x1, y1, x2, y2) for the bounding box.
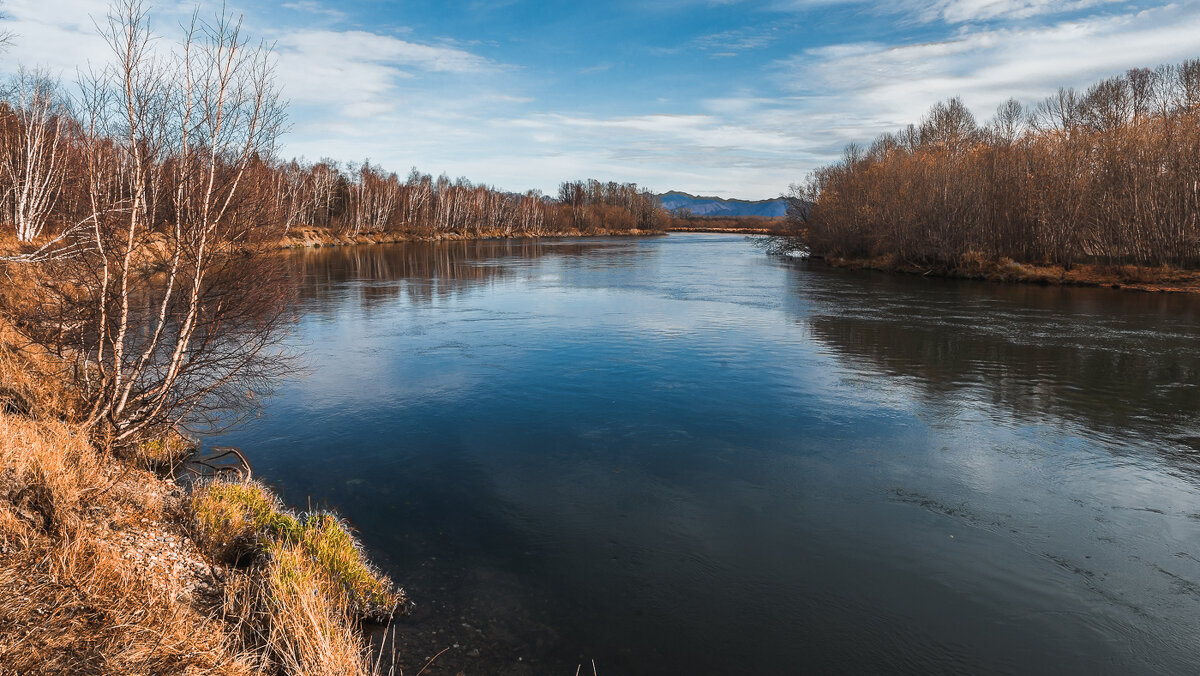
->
(1, 70, 70, 242)
(790, 60, 1200, 270)
(990, 98, 1025, 145)
(5, 0, 291, 444)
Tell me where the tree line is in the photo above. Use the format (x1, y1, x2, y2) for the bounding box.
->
(266, 165, 667, 238)
(0, 88, 666, 248)
(786, 59, 1200, 269)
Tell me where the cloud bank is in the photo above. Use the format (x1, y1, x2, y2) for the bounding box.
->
(1, 0, 1198, 198)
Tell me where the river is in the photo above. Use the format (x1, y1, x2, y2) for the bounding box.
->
(204, 233, 1200, 674)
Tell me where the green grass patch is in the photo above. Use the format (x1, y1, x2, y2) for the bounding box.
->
(189, 479, 402, 619)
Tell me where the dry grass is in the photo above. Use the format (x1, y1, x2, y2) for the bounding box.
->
(279, 224, 662, 250)
(0, 412, 258, 674)
(0, 273, 403, 675)
(0, 532, 258, 674)
(0, 313, 79, 424)
(0, 412, 103, 539)
(0, 411, 404, 676)
(665, 215, 789, 234)
(224, 541, 371, 676)
(123, 428, 197, 473)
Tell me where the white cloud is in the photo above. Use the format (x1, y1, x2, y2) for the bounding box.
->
(774, 0, 1126, 23)
(268, 28, 500, 122)
(0, 0, 113, 75)
(777, 2, 1200, 141)
(691, 25, 781, 53)
(921, 0, 1123, 23)
(280, 1, 345, 21)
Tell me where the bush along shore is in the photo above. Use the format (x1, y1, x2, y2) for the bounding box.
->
(775, 58, 1200, 292)
(278, 224, 666, 249)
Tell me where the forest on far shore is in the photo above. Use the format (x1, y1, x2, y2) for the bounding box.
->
(784, 59, 1200, 270)
(1, 66, 669, 247)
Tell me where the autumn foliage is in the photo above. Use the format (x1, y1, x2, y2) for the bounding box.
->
(789, 60, 1200, 270)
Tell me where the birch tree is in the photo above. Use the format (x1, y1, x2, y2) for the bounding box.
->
(8, 0, 290, 444)
(1, 70, 69, 242)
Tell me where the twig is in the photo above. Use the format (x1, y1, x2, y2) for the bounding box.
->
(414, 646, 451, 676)
(0, 213, 110, 263)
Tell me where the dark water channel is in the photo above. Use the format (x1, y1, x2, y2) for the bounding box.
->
(205, 234, 1200, 674)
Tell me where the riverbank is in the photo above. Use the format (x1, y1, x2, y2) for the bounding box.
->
(0, 315, 402, 674)
(664, 215, 788, 236)
(666, 226, 776, 234)
(0, 223, 683, 674)
(817, 253, 1200, 293)
(279, 226, 665, 249)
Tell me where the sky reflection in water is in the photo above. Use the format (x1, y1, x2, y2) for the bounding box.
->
(206, 234, 1200, 675)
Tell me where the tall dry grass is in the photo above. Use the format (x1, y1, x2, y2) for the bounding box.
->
(223, 542, 371, 676)
(0, 409, 405, 675)
(0, 412, 258, 674)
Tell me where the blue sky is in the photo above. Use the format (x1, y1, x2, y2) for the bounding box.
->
(5, 0, 1200, 198)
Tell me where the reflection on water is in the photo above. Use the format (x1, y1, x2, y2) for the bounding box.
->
(291, 239, 655, 309)
(797, 272, 1200, 458)
(208, 235, 1200, 675)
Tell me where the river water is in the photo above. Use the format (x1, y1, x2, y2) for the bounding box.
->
(204, 234, 1200, 674)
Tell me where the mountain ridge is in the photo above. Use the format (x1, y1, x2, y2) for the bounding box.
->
(658, 191, 788, 218)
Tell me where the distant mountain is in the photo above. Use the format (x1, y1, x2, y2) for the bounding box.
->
(658, 191, 788, 218)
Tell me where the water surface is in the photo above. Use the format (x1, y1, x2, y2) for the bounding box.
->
(206, 234, 1200, 674)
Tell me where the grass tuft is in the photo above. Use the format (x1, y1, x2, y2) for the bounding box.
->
(124, 429, 196, 472)
(246, 540, 369, 675)
(190, 479, 304, 563)
(189, 478, 404, 619)
(192, 479, 405, 674)
(301, 512, 400, 620)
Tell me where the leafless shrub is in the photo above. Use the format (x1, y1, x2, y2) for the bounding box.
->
(1, 1, 293, 447)
(792, 59, 1200, 270)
